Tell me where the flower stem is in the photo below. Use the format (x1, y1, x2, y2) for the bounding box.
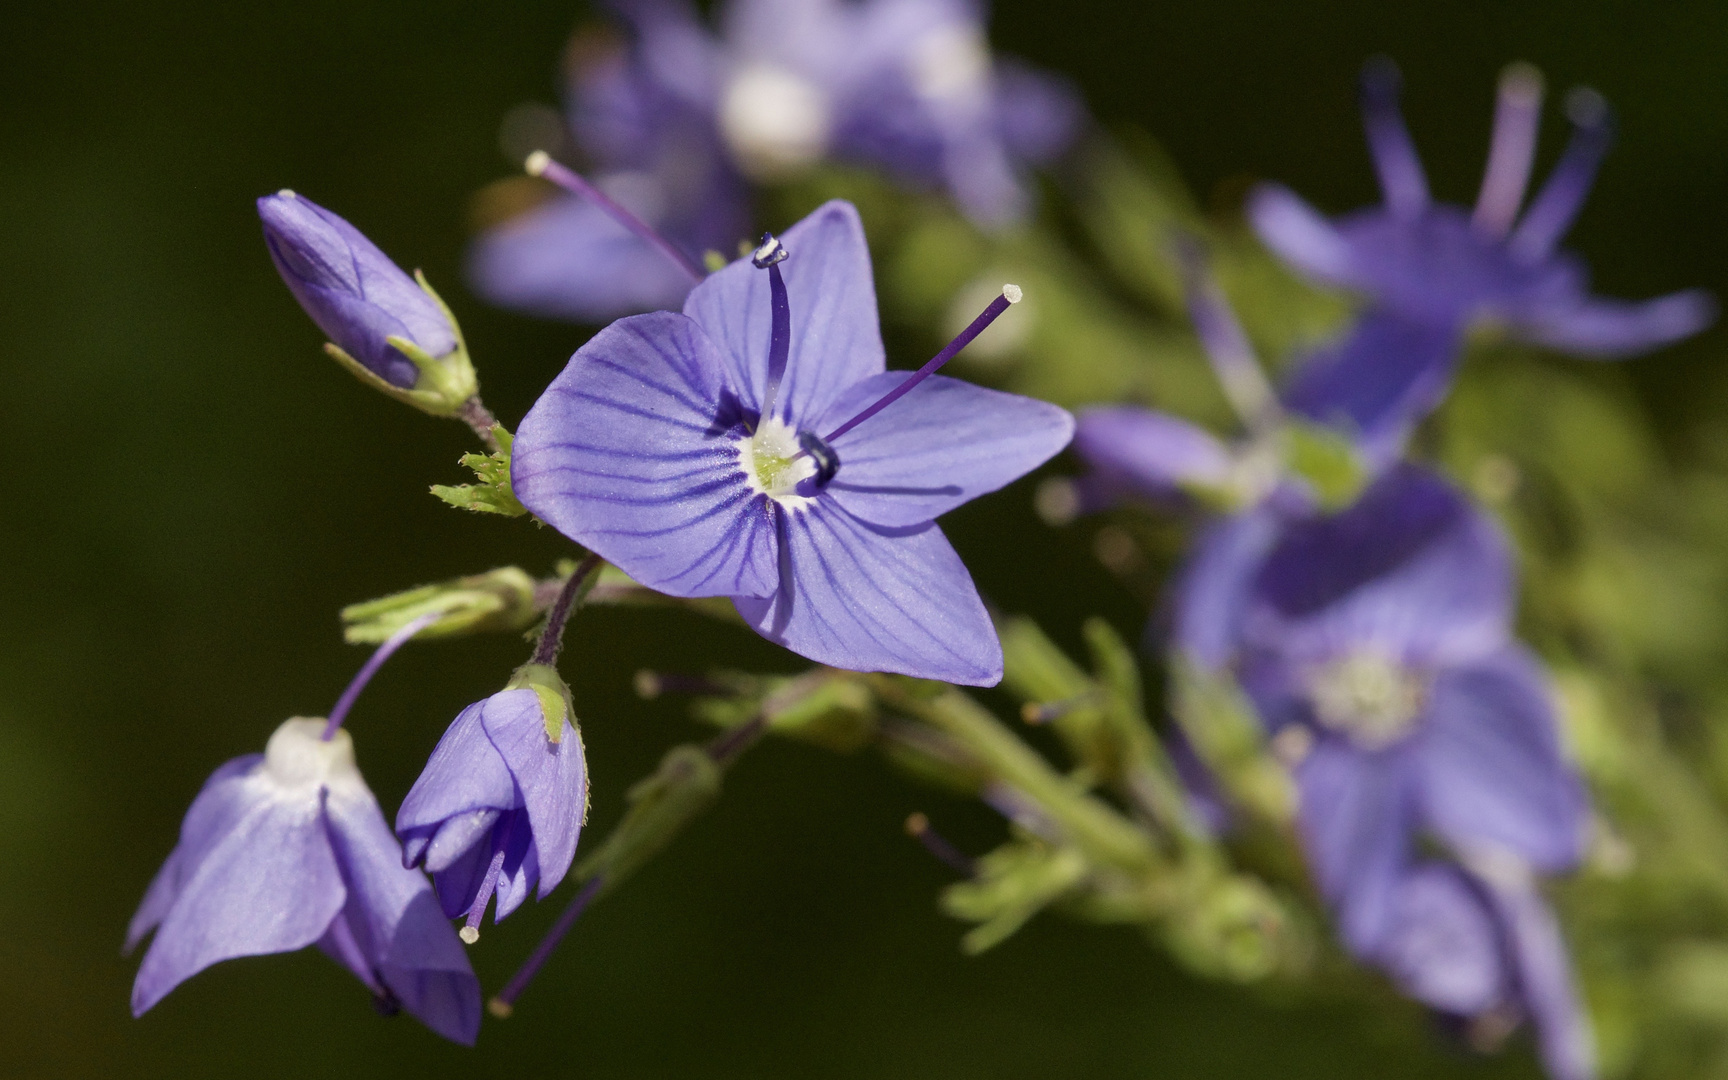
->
(455, 397, 500, 450)
(531, 552, 604, 666)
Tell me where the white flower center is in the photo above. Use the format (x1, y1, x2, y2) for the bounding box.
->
(1306, 651, 1427, 749)
(738, 417, 819, 508)
(720, 64, 832, 178)
(906, 24, 990, 102)
(264, 717, 363, 791)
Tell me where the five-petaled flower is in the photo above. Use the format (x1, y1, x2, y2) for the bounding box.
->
(396, 679, 588, 942)
(511, 200, 1073, 684)
(1231, 465, 1593, 1080)
(127, 719, 482, 1045)
(1248, 60, 1713, 457)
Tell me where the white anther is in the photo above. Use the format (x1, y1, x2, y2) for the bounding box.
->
(524, 150, 552, 177)
(1002, 283, 1023, 304)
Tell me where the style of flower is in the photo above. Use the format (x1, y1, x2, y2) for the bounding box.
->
(1248, 60, 1713, 452)
(1232, 465, 1592, 1078)
(511, 200, 1073, 684)
(396, 683, 587, 941)
(259, 191, 465, 391)
(126, 718, 481, 1045)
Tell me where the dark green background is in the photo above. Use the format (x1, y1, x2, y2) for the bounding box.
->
(4, 1, 1724, 1076)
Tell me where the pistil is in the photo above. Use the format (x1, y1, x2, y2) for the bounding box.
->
(751, 233, 792, 425)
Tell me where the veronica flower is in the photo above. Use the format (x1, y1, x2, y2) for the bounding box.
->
(126, 619, 480, 1043)
(1249, 61, 1713, 452)
(396, 674, 587, 942)
(259, 191, 478, 415)
(1233, 464, 1591, 1076)
(468, 18, 750, 322)
(126, 720, 481, 1043)
(511, 200, 1073, 684)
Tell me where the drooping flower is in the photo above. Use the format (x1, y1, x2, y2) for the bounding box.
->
(127, 718, 481, 1044)
(511, 200, 1073, 684)
(1248, 60, 1713, 452)
(396, 672, 587, 941)
(468, 19, 750, 323)
(1232, 464, 1592, 1077)
(259, 191, 477, 413)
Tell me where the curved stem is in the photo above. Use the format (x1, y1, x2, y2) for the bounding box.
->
(323, 611, 442, 740)
(531, 552, 605, 667)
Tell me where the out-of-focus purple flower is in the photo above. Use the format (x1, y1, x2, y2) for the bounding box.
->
(511, 200, 1072, 684)
(397, 680, 587, 941)
(127, 719, 481, 1045)
(259, 191, 461, 390)
(1230, 465, 1592, 1076)
(469, 21, 750, 323)
(1248, 61, 1713, 452)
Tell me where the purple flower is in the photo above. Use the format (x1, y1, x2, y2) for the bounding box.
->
(1233, 465, 1591, 1075)
(468, 19, 750, 323)
(126, 719, 481, 1044)
(511, 200, 1073, 684)
(259, 191, 462, 391)
(1249, 61, 1712, 450)
(396, 681, 587, 941)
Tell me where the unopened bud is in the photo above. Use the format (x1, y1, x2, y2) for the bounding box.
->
(341, 567, 541, 644)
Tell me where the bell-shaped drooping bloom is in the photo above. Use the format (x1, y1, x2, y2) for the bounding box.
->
(259, 191, 478, 414)
(468, 19, 751, 323)
(126, 718, 481, 1044)
(512, 200, 1073, 684)
(1248, 61, 1713, 452)
(396, 668, 587, 941)
(1228, 465, 1591, 1075)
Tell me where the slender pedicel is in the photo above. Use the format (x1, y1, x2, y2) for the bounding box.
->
(821, 285, 1022, 446)
(1474, 63, 1545, 237)
(459, 848, 510, 944)
(487, 874, 604, 1018)
(524, 151, 705, 284)
(1359, 57, 1430, 217)
(1509, 88, 1612, 260)
(752, 234, 792, 426)
(531, 551, 605, 667)
(322, 611, 443, 740)
(1174, 242, 1279, 431)
(904, 812, 977, 875)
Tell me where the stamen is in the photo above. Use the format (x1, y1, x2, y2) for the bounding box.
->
(524, 151, 704, 284)
(821, 285, 1022, 445)
(1508, 88, 1613, 261)
(752, 234, 792, 426)
(1473, 62, 1545, 237)
(1359, 57, 1430, 218)
(797, 431, 840, 486)
(322, 610, 442, 741)
(1175, 241, 1279, 431)
(459, 846, 509, 944)
(904, 812, 977, 875)
(488, 874, 604, 1019)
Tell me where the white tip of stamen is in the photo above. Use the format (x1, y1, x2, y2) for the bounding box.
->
(1498, 61, 1545, 105)
(1002, 283, 1023, 304)
(1566, 87, 1608, 127)
(277, 189, 297, 199)
(459, 926, 480, 945)
(524, 150, 552, 177)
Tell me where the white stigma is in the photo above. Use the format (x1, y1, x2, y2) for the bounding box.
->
(524, 150, 551, 177)
(1306, 651, 1427, 749)
(738, 417, 818, 508)
(720, 64, 832, 178)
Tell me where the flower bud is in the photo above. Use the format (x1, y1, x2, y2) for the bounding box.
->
(340, 567, 542, 644)
(258, 190, 477, 415)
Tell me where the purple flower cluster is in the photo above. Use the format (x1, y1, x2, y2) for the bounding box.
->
(470, 0, 1083, 322)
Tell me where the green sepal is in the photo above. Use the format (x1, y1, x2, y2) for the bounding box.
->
(430, 425, 527, 516)
(942, 836, 1090, 954)
(507, 662, 578, 744)
(323, 271, 480, 418)
(1280, 420, 1368, 511)
(341, 566, 541, 643)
